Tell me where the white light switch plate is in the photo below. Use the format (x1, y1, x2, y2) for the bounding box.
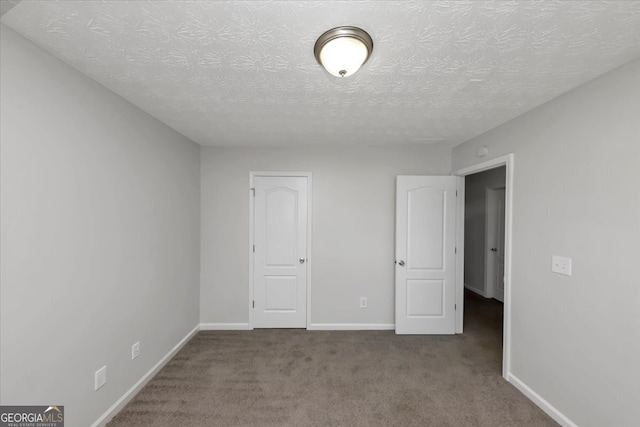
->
(132, 341, 140, 360)
(552, 256, 572, 276)
(95, 365, 107, 391)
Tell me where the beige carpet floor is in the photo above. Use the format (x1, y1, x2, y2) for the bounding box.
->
(108, 292, 557, 426)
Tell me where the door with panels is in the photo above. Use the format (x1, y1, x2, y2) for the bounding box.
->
(253, 175, 309, 328)
(395, 176, 461, 335)
(488, 188, 506, 302)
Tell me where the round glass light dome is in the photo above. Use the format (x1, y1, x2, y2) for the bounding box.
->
(314, 27, 373, 78)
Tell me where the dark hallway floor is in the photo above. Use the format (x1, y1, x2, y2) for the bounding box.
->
(463, 289, 504, 372)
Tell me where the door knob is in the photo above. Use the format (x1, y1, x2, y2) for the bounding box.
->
(491, 248, 497, 252)
(398, 260, 405, 266)
(299, 258, 306, 264)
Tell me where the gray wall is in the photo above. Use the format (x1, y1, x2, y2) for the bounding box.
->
(200, 145, 451, 327)
(0, 26, 201, 427)
(464, 167, 505, 296)
(452, 58, 640, 426)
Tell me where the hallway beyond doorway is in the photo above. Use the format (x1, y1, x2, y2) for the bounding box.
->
(464, 289, 504, 372)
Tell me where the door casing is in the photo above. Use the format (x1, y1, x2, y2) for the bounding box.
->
(453, 154, 514, 381)
(249, 171, 313, 330)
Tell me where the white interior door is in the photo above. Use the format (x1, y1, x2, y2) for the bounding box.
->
(395, 176, 460, 335)
(486, 188, 506, 302)
(253, 176, 308, 328)
(493, 189, 506, 302)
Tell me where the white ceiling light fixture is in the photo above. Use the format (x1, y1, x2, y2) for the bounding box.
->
(314, 26, 373, 78)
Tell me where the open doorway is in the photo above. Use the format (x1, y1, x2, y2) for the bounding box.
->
(463, 166, 506, 370)
(454, 154, 514, 380)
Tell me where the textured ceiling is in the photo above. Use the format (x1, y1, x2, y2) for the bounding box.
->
(0, 0, 21, 18)
(2, 1, 640, 147)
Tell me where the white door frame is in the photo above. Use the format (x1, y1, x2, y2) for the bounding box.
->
(453, 154, 514, 380)
(249, 172, 313, 330)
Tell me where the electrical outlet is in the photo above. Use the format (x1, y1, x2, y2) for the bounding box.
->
(95, 365, 107, 391)
(551, 256, 572, 276)
(132, 341, 140, 360)
(360, 297, 367, 308)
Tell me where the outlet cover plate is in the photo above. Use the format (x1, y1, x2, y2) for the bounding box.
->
(552, 256, 572, 276)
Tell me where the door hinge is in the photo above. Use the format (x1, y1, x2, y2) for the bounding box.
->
(252, 300, 255, 308)
(455, 304, 457, 310)
(456, 190, 458, 197)
(251, 188, 255, 197)
(455, 247, 457, 254)
(253, 244, 255, 253)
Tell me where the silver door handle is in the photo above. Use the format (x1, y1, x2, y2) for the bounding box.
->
(299, 258, 305, 264)
(398, 260, 405, 266)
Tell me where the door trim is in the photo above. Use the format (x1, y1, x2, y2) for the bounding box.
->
(249, 172, 313, 330)
(453, 154, 514, 381)
(455, 177, 465, 334)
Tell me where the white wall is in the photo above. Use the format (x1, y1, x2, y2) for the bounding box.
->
(0, 26, 200, 427)
(452, 58, 640, 426)
(464, 167, 505, 296)
(200, 145, 451, 327)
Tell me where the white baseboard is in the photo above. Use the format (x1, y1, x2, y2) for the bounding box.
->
(200, 323, 394, 331)
(91, 324, 200, 427)
(465, 283, 487, 298)
(200, 323, 251, 330)
(508, 373, 577, 427)
(308, 323, 395, 331)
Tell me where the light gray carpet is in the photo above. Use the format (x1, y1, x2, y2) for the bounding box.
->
(108, 292, 557, 426)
